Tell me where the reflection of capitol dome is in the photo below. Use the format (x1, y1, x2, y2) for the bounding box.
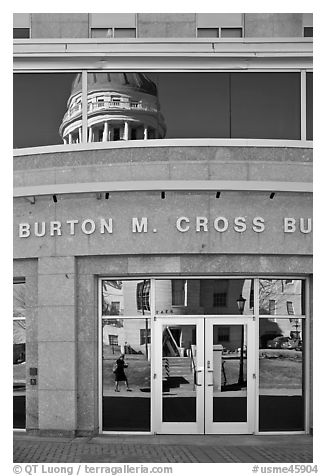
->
(59, 73, 166, 143)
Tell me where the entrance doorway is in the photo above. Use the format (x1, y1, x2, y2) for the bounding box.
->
(99, 277, 308, 435)
(153, 317, 255, 434)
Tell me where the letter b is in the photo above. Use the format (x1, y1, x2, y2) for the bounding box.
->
(19, 223, 30, 238)
(284, 218, 296, 233)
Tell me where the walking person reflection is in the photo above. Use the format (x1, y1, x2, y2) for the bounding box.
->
(114, 354, 132, 392)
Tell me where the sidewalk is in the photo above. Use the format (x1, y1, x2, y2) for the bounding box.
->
(14, 432, 313, 464)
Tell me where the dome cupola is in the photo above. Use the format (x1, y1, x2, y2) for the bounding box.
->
(59, 72, 166, 144)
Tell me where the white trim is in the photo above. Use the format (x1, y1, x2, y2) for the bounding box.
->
(150, 278, 155, 434)
(256, 431, 306, 435)
(13, 179, 312, 198)
(13, 38, 312, 72)
(13, 138, 313, 157)
(304, 278, 311, 434)
(205, 317, 255, 434)
(301, 70, 307, 141)
(254, 277, 260, 434)
(13, 37, 313, 44)
(98, 278, 103, 433)
(81, 71, 88, 143)
(101, 431, 153, 435)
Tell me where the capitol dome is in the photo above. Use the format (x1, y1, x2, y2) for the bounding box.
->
(59, 72, 166, 143)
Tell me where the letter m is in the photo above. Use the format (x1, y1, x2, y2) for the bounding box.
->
(132, 217, 148, 233)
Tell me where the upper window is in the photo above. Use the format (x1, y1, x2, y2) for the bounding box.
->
(197, 28, 219, 38)
(197, 13, 243, 39)
(304, 27, 313, 37)
(13, 13, 30, 39)
(14, 71, 306, 148)
(13, 281, 26, 318)
(306, 72, 313, 140)
(137, 280, 151, 313)
(259, 280, 305, 316)
(102, 280, 151, 316)
(13, 28, 30, 39)
(155, 279, 253, 315)
(303, 13, 313, 38)
(197, 27, 242, 38)
(90, 13, 136, 38)
(91, 28, 136, 38)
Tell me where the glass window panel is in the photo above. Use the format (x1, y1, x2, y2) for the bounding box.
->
(102, 318, 151, 431)
(155, 279, 253, 315)
(221, 28, 243, 38)
(162, 324, 197, 422)
(102, 280, 151, 316)
(147, 73, 230, 138)
(259, 318, 304, 431)
(13, 281, 26, 429)
(259, 280, 305, 315)
(306, 72, 313, 140)
(13, 28, 30, 38)
(91, 28, 113, 38)
(13, 282, 26, 317)
(13, 320, 26, 428)
(197, 28, 219, 38)
(304, 27, 313, 37)
(114, 28, 136, 38)
(230, 73, 301, 139)
(14, 73, 78, 148)
(212, 324, 247, 422)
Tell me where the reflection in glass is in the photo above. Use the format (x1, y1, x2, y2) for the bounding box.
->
(162, 325, 197, 422)
(13, 282, 26, 429)
(102, 280, 151, 317)
(155, 279, 253, 315)
(102, 318, 151, 431)
(259, 280, 305, 316)
(13, 73, 77, 148)
(82, 72, 166, 144)
(259, 318, 304, 431)
(212, 325, 247, 422)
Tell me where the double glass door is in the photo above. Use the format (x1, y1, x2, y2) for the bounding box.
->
(153, 317, 255, 434)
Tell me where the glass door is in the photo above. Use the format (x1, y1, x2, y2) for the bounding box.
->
(154, 317, 205, 434)
(205, 318, 255, 434)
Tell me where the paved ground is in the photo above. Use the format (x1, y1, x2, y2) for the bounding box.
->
(13, 433, 313, 464)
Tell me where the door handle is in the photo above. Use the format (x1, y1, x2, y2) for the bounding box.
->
(194, 369, 202, 386)
(207, 368, 214, 386)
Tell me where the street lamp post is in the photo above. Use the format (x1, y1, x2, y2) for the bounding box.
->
(237, 295, 246, 386)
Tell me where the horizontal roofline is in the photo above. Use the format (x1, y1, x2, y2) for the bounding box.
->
(14, 37, 313, 44)
(13, 180, 312, 198)
(13, 139, 313, 157)
(13, 38, 313, 71)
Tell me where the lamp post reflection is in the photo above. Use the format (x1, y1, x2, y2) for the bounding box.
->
(237, 295, 246, 386)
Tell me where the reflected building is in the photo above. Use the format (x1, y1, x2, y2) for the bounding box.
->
(59, 73, 166, 144)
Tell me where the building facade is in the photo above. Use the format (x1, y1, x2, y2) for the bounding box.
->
(13, 13, 313, 436)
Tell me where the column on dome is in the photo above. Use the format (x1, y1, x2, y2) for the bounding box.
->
(88, 127, 93, 143)
(78, 128, 82, 143)
(123, 121, 129, 140)
(103, 122, 108, 142)
(108, 125, 112, 142)
(144, 126, 148, 140)
(68, 134, 72, 144)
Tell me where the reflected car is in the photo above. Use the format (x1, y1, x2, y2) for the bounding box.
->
(266, 336, 297, 349)
(295, 340, 303, 351)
